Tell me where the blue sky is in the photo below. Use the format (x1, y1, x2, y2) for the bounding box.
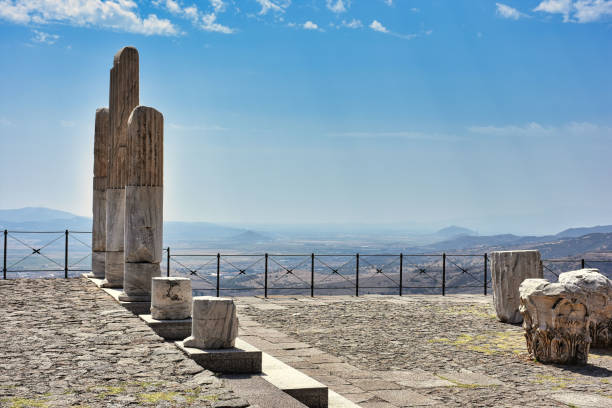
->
(0, 0, 611, 234)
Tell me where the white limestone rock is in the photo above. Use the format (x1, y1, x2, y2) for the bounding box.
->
(559, 269, 612, 348)
(491, 250, 543, 323)
(519, 278, 591, 364)
(183, 297, 238, 349)
(151, 277, 192, 320)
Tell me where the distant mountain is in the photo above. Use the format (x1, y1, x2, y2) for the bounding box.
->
(226, 230, 273, 243)
(436, 225, 476, 237)
(556, 225, 612, 238)
(0, 207, 81, 222)
(0, 207, 90, 230)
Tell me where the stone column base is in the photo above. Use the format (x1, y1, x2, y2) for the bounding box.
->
(102, 251, 124, 288)
(119, 262, 161, 301)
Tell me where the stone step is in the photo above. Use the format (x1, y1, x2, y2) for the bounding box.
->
(260, 351, 328, 408)
(139, 314, 191, 341)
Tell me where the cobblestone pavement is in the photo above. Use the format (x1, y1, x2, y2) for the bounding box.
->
(235, 295, 612, 408)
(0, 279, 251, 408)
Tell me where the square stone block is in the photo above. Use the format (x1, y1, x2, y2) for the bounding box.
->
(176, 338, 262, 374)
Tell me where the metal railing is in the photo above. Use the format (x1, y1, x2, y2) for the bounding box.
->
(2, 229, 92, 279)
(165, 250, 492, 297)
(2, 230, 610, 298)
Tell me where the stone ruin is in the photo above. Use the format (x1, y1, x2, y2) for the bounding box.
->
(490, 250, 543, 323)
(90, 46, 162, 305)
(184, 296, 239, 349)
(519, 268, 612, 364)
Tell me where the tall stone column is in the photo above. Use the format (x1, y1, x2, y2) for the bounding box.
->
(90, 108, 109, 278)
(491, 250, 543, 323)
(103, 47, 139, 288)
(119, 106, 163, 301)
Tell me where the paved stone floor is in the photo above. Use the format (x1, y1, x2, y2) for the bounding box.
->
(0, 279, 252, 408)
(235, 295, 612, 408)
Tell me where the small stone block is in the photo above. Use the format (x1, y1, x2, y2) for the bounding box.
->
(139, 314, 191, 341)
(175, 337, 262, 374)
(184, 296, 238, 349)
(101, 287, 151, 315)
(151, 277, 192, 320)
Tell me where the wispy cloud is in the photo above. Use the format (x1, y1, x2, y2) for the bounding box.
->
(0, 0, 179, 35)
(60, 120, 75, 128)
(468, 121, 612, 137)
(330, 130, 459, 142)
(326, 0, 349, 13)
(496, 3, 525, 20)
(0, 117, 13, 127)
(342, 18, 362, 28)
(534, 0, 612, 23)
(369, 19, 418, 39)
(154, 0, 235, 33)
(255, 0, 291, 15)
(32, 29, 59, 44)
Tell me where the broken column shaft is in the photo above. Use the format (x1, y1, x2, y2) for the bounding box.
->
(91, 108, 109, 278)
(104, 46, 139, 288)
(119, 106, 163, 301)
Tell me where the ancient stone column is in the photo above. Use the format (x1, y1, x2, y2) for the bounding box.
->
(119, 106, 163, 301)
(184, 297, 238, 349)
(491, 250, 543, 323)
(151, 277, 192, 320)
(559, 269, 612, 348)
(519, 278, 591, 364)
(103, 47, 139, 288)
(90, 108, 109, 278)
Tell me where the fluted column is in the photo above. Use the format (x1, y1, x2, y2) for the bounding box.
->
(90, 108, 109, 278)
(119, 106, 163, 301)
(103, 46, 139, 288)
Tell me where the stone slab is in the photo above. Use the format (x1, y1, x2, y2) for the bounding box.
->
(139, 314, 191, 341)
(328, 390, 360, 408)
(101, 286, 151, 315)
(374, 370, 455, 388)
(436, 369, 503, 387)
(261, 351, 328, 408)
(372, 389, 438, 406)
(176, 337, 262, 374)
(550, 392, 612, 408)
(221, 374, 308, 408)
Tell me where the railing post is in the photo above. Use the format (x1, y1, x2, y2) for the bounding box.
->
(399, 253, 403, 296)
(442, 253, 446, 296)
(581, 258, 585, 269)
(64, 230, 69, 279)
(166, 247, 170, 277)
(311, 253, 315, 297)
(3, 230, 7, 280)
(484, 253, 488, 296)
(216, 253, 220, 297)
(355, 253, 359, 297)
(264, 253, 268, 298)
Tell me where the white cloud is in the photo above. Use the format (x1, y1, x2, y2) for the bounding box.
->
(534, 0, 572, 21)
(496, 3, 524, 20)
(210, 0, 226, 13)
(573, 0, 612, 22)
(201, 12, 233, 33)
(155, 0, 234, 33)
(255, 0, 290, 15)
(0, 0, 179, 35)
(326, 0, 348, 13)
(383, 0, 393, 5)
(369, 19, 388, 33)
(342, 18, 361, 28)
(534, 0, 612, 23)
(32, 29, 58, 44)
(303, 20, 319, 30)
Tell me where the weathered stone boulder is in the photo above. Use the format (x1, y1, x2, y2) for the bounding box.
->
(151, 277, 192, 320)
(491, 250, 543, 323)
(519, 278, 591, 364)
(183, 297, 238, 349)
(559, 269, 612, 348)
